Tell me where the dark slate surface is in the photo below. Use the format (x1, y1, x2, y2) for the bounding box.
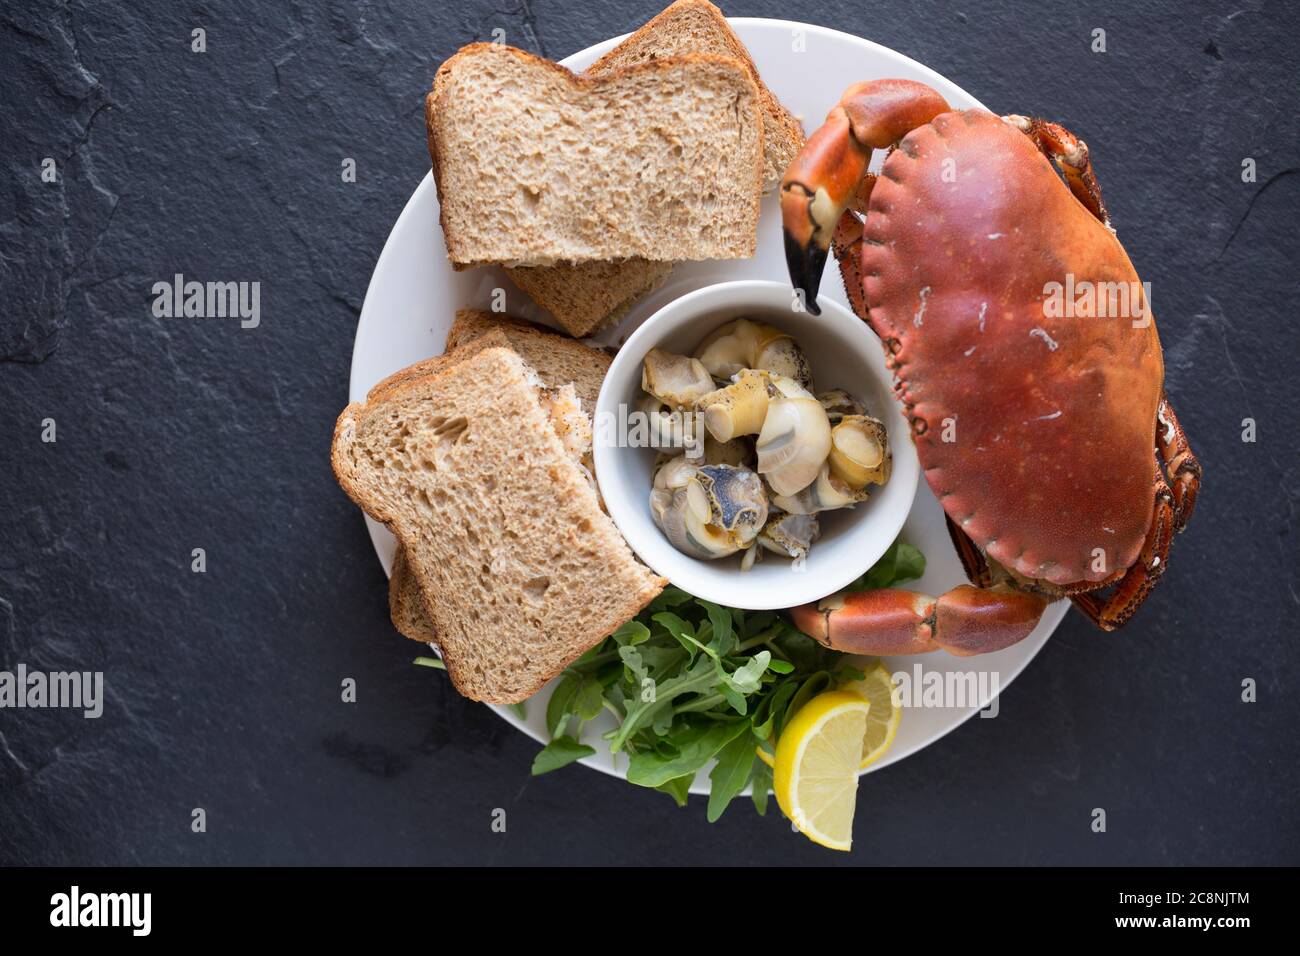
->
(1, 0, 1297, 866)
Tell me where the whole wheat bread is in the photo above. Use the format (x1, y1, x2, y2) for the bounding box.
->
(389, 546, 440, 644)
(382, 312, 613, 647)
(498, 0, 804, 337)
(442, 310, 611, 411)
(503, 259, 673, 338)
(427, 44, 763, 269)
(588, 0, 805, 191)
(370, 310, 611, 411)
(333, 347, 663, 703)
(435, 5, 802, 336)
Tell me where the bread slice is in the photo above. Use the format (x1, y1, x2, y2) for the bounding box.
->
(427, 43, 763, 268)
(370, 310, 611, 412)
(441, 310, 611, 412)
(334, 347, 663, 703)
(389, 546, 439, 644)
(588, 0, 805, 192)
(381, 312, 613, 646)
(436, 6, 803, 336)
(503, 259, 673, 338)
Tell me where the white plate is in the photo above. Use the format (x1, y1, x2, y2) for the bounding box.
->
(347, 18, 1069, 793)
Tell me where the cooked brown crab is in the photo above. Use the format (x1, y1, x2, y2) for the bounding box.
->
(780, 78, 1202, 655)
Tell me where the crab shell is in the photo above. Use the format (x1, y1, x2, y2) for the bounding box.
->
(858, 110, 1162, 586)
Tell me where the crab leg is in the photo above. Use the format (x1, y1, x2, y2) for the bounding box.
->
(1003, 115, 1112, 228)
(830, 202, 923, 374)
(1072, 395, 1200, 629)
(790, 584, 1048, 657)
(830, 209, 869, 321)
(944, 515, 995, 588)
(781, 80, 950, 314)
(1072, 483, 1175, 631)
(1156, 394, 1201, 530)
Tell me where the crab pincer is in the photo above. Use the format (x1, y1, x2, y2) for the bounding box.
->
(790, 586, 1049, 657)
(780, 80, 949, 313)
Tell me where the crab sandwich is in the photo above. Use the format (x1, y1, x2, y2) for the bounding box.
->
(333, 329, 665, 704)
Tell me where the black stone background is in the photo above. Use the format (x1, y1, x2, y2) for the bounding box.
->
(1, 0, 1297, 866)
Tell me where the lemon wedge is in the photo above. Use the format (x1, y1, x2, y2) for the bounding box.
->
(838, 661, 902, 769)
(758, 661, 901, 772)
(773, 690, 870, 851)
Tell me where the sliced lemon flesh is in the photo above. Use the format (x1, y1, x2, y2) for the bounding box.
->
(773, 690, 870, 851)
(839, 661, 902, 769)
(759, 662, 901, 773)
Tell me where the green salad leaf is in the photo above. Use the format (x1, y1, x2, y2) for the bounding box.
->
(529, 537, 926, 821)
(627, 719, 749, 787)
(848, 540, 925, 592)
(531, 735, 596, 775)
(707, 730, 759, 822)
(655, 774, 693, 808)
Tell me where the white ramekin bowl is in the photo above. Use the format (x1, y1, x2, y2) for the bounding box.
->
(593, 280, 920, 611)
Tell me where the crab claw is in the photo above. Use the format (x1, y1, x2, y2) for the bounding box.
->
(780, 109, 862, 316)
(789, 584, 1049, 657)
(780, 80, 951, 315)
(791, 588, 937, 655)
(782, 222, 829, 316)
